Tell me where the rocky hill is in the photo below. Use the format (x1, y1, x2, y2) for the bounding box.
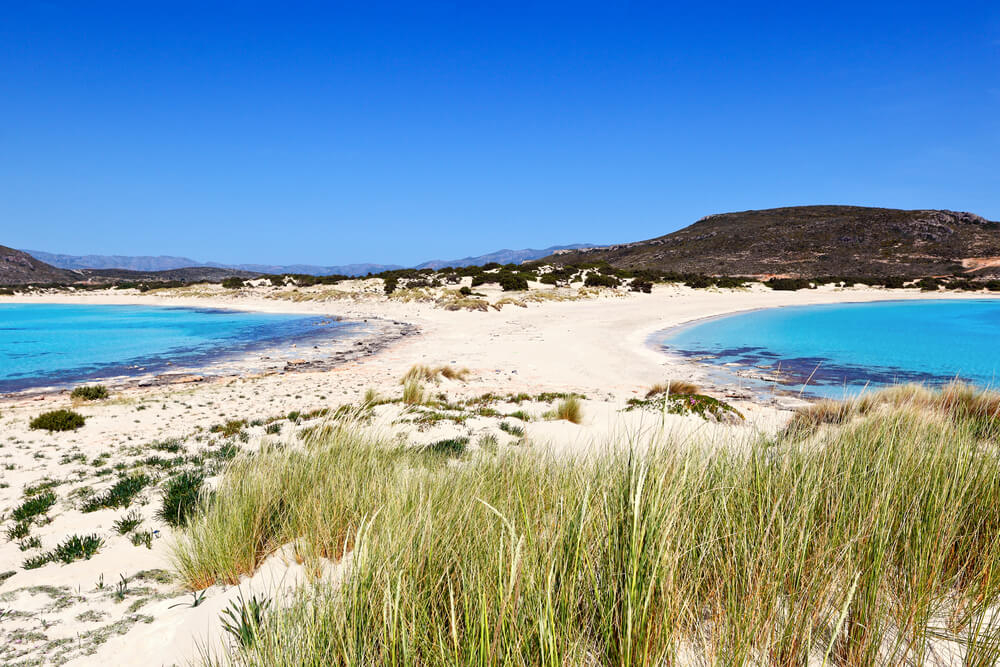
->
(545, 206, 1000, 278)
(0, 245, 79, 285)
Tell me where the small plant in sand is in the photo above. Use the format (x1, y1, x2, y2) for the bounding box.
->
(646, 380, 700, 398)
(401, 364, 471, 384)
(546, 396, 583, 424)
(51, 533, 103, 563)
(82, 473, 152, 512)
(499, 421, 525, 437)
(402, 378, 425, 406)
(112, 509, 143, 535)
(29, 409, 86, 432)
(157, 470, 206, 527)
(71, 384, 109, 401)
(12, 490, 57, 522)
(221, 593, 271, 649)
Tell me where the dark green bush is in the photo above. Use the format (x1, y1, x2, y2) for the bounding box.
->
(71, 385, 108, 401)
(157, 470, 206, 527)
(498, 273, 529, 291)
(383, 277, 398, 294)
(630, 280, 653, 293)
(30, 409, 86, 432)
(459, 286, 473, 296)
(765, 278, 814, 291)
(584, 273, 620, 288)
(221, 277, 245, 289)
(916, 277, 940, 291)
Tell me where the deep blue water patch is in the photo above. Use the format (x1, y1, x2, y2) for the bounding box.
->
(656, 299, 1000, 398)
(0, 304, 361, 392)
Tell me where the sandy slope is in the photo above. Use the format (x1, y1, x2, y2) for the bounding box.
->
(1, 283, 996, 665)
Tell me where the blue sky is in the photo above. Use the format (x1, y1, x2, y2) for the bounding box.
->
(1, 2, 998, 266)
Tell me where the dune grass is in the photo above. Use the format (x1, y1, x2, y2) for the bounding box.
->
(400, 364, 471, 384)
(646, 379, 700, 397)
(178, 389, 1000, 665)
(546, 395, 583, 423)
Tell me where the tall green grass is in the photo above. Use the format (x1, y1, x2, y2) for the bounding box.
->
(179, 394, 1000, 665)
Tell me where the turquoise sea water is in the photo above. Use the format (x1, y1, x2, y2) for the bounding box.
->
(658, 299, 1000, 398)
(0, 304, 358, 392)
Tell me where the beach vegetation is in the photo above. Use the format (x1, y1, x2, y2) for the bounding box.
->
(498, 421, 525, 437)
(157, 470, 206, 527)
(221, 277, 245, 289)
(168, 396, 1000, 664)
(81, 473, 152, 512)
(546, 396, 583, 423)
(30, 409, 86, 432)
(71, 385, 109, 401)
(626, 392, 743, 422)
(51, 534, 103, 564)
(12, 490, 57, 522)
(113, 509, 143, 535)
(646, 379, 700, 397)
(401, 379, 425, 406)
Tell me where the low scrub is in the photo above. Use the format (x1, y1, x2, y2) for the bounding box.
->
(70, 384, 109, 401)
(171, 401, 1000, 664)
(29, 409, 86, 432)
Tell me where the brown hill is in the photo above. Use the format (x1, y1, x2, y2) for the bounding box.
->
(0, 245, 79, 285)
(546, 206, 1000, 278)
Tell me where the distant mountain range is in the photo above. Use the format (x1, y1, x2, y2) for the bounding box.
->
(24, 244, 599, 277)
(543, 206, 1000, 278)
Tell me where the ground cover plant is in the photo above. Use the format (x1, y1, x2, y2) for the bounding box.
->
(29, 409, 86, 432)
(170, 388, 1000, 665)
(71, 384, 109, 400)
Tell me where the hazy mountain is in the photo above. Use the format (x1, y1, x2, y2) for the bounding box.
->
(543, 206, 1000, 278)
(24, 244, 598, 276)
(414, 244, 600, 270)
(25, 250, 205, 272)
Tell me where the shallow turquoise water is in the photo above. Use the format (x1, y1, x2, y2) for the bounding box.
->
(0, 304, 358, 392)
(658, 299, 1000, 398)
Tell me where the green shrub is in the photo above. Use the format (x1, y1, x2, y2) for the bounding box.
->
(157, 470, 206, 527)
(51, 534, 103, 563)
(112, 509, 143, 535)
(82, 473, 152, 512)
(221, 277, 245, 289)
(498, 273, 529, 291)
(30, 409, 86, 432)
(12, 491, 57, 522)
(630, 279, 653, 293)
(71, 385, 109, 401)
(584, 273, 620, 288)
(424, 437, 469, 458)
(765, 277, 814, 291)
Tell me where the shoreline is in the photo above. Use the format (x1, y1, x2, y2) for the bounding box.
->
(0, 301, 417, 402)
(5, 286, 1000, 408)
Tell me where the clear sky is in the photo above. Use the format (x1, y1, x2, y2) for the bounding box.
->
(2, 2, 998, 266)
